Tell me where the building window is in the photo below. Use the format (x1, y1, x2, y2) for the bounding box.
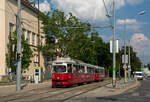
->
(9, 23, 14, 35)
(27, 31, 31, 44)
(41, 36, 43, 45)
(36, 35, 39, 46)
(22, 29, 26, 39)
(32, 32, 35, 45)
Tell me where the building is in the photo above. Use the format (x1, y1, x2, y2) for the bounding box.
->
(0, 0, 51, 81)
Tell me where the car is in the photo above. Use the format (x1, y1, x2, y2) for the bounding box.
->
(134, 71, 144, 80)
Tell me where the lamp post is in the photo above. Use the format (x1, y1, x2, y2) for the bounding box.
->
(112, 0, 116, 87)
(16, 0, 22, 91)
(123, 10, 145, 83)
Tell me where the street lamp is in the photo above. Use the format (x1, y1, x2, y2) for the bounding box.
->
(137, 10, 146, 15)
(123, 10, 146, 83)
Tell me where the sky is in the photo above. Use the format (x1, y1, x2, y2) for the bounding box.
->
(31, 0, 150, 64)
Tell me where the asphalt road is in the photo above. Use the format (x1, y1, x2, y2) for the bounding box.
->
(65, 78, 150, 102)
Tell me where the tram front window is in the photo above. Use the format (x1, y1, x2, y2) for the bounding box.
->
(53, 65, 66, 73)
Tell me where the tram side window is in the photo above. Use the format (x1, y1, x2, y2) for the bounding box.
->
(73, 65, 77, 73)
(78, 65, 83, 73)
(95, 69, 99, 73)
(81, 66, 85, 73)
(100, 69, 103, 74)
(77, 65, 81, 73)
(68, 64, 72, 73)
(87, 67, 91, 73)
(102, 69, 105, 74)
(87, 67, 89, 73)
(91, 68, 94, 73)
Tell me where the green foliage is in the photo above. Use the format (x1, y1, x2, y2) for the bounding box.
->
(119, 46, 142, 73)
(39, 9, 141, 77)
(39, 9, 112, 68)
(6, 31, 33, 72)
(147, 63, 150, 71)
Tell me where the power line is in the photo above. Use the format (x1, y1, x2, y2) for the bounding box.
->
(62, 25, 113, 29)
(102, 0, 113, 26)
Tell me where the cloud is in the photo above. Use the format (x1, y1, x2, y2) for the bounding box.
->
(100, 34, 112, 41)
(130, 33, 150, 63)
(51, 0, 144, 24)
(36, 0, 51, 12)
(117, 19, 146, 32)
(51, 0, 126, 24)
(117, 19, 137, 25)
(126, 0, 144, 5)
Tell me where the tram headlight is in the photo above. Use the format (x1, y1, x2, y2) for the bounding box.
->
(57, 77, 60, 80)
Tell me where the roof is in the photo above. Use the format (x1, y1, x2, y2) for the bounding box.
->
(14, 0, 39, 13)
(53, 57, 104, 69)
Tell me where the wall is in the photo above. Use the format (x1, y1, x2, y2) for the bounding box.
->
(0, 0, 7, 79)
(0, 0, 49, 80)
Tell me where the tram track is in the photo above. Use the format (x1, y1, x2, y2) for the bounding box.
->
(39, 80, 111, 102)
(0, 84, 51, 98)
(0, 79, 111, 102)
(0, 86, 64, 102)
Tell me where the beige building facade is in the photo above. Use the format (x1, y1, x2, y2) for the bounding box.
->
(0, 0, 51, 80)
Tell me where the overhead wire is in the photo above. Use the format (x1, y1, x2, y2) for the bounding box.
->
(102, 0, 113, 27)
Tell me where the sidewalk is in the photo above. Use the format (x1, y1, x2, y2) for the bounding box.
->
(72, 79, 140, 99)
(0, 80, 52, 97)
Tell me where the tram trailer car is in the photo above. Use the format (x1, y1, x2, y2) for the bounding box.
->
(94, 66, 105, 81)
(52, 57, 105, 88)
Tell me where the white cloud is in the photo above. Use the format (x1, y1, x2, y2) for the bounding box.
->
(130, 33, 150, 63)
(117, 19, 146, 32)
(126, 0, 144, 5)
(51, 0, 126, 24)
(51, 0, 144, 24)
(100, 34, 112, 41)
(117, 19, 137, 25)
(36, 0, 51, 12)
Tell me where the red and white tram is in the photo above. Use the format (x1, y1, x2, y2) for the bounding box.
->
(52, 57, 105, 88)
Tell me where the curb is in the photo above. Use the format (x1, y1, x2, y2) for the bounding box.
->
(122, 81, 141, 94)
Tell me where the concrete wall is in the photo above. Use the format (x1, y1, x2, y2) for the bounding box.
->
(0, 0, 7, 78)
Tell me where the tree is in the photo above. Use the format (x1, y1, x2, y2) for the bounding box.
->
(6, 31, 33, 73)
(147, 63, 150, 71)
(39, 9, 113, 77)
(119, 46, 142, 76)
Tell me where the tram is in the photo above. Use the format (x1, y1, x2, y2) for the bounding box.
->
(51, 57, 105, 88)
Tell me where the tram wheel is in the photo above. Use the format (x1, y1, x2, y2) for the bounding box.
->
(52, 85, 56, 88)
(66, 85, 71, 88)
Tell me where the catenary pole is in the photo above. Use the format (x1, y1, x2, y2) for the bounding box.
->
(38, 0, 40, 67)
(128, 40, 131, 80)
(124, 19, 127, 83)
(16, 0, 22, 91)
(112, 0, 116, 87)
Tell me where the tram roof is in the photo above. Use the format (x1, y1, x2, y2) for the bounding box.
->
(53, 57, 104, 69)
(53, 57, 84, 64)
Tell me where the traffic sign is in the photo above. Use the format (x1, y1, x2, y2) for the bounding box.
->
(122, 55, 128, 63)
(123, 65, 127, 69)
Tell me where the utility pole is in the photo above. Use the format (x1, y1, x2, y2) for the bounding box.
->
(112, 0, 116, 87)
(128, 40, 131, 80)
(38, 0, 40, 67)
(123, 19, 127, 83)
(16, 0, 22, 91)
